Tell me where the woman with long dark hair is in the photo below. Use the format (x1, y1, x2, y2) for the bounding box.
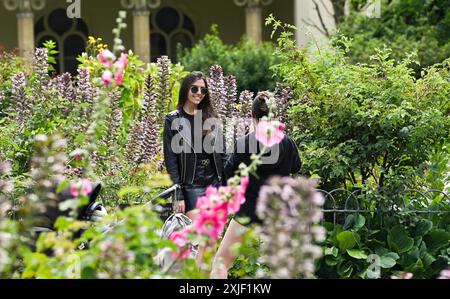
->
(163, 70, 226, 228)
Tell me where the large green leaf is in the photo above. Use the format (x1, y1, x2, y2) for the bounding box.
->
(387, 226, 414, 253)
(337, 231, 357, 251)
(423, 229, 450, 251)
(343, 214, 366, 231)
(380, 256, 397, 269)
(325, 256, 340, 266)
(420, 252, 436, 268)
(398, 246, 420, 268)
(414, 219, 433, 237)
(337, 261, 354, 278)
(347, 249, 368, 259)
(383, 252, 400, 260)
(324, 246, 339, 257)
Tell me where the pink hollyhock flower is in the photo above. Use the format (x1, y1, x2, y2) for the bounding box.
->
(169, 227, 192, 260)
(227, 193, 242, 214)
(98, 49, 116, 68)
(115, 70, 124, 86)
(227, 176, 249, 213)
(196, 186, 225, 210)
(240, 176, 249, 193)
(69, 178, 93, 197)
(196, 194, 211, 210)
(228, 189, 245, 214)
(101, 70, 113, 86)
(211, 200, 229, 226)
(81, 178, 92, 195)
(115, 53, 129, 71)
(194, 209, 225, 241)
(255, 120, 286, 147)
(69, 184, 79, 197)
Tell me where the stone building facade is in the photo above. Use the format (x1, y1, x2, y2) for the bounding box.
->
(0, 0, 337, 73)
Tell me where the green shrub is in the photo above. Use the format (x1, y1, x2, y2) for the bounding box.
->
(178, 25, 279, 93)
(338, 0, 450, 74)
(267, 14, 450, 192)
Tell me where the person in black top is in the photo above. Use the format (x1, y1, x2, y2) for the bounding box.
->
(163, 71, 227, 218)
(210, 91, 301, 278)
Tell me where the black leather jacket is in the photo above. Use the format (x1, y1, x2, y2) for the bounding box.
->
(163, 110, 227, 197)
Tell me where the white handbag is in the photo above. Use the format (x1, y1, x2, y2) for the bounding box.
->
(155, 185, 198, 270)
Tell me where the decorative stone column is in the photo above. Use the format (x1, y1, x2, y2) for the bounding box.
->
(2, 0, 46, 59)
(234, 0, 272, 44)
(121, 0, 160, 62)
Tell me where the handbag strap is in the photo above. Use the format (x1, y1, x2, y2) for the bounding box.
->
(172, 184, 181, 213)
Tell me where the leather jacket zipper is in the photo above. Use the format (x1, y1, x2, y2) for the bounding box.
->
(177, 124, 196, 185)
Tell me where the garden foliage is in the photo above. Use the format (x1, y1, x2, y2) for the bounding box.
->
(339, 0, 450, 74)
(178, 25, 279, 93)
(0, 10, 449, 279)
(266, 14, 450, 279)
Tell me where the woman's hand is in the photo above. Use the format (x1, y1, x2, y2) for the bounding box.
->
(178, 199, 185, 214)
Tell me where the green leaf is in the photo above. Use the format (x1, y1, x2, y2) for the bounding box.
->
(398, 246, 420, 268)
(423, 229, 450, 251)
(337, 231, 357, 251)
(420, 252, 436, 267)
(325, 256, 340, 266)
(337, 261, 354, 278)
(414, 236, 423, 247)
(324, 246, 339, 257)
(380, 256, 397, 269)
(54, 216, 71, 231)
(118, 186, 144, 198)
(383, 252, 400, 260)
(343, 214, 366, 231)
(347, 249, 368, 259)
(415, 219, 433, 237)
(387, 226, 414, 253)
(56, 180, 70, 193)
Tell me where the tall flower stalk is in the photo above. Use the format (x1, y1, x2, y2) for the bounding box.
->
(125, 75, 161, 167)
(223, 75, 239, 147)
(256, 176, 325, 278)
(102, 88, 123, 153)
(0, 89, 5, 106)
(0, 160, 13, 217)
(21, 134, 68, 228)
(0, 159, 16, 277)
(237, 90, 254, 139)
(155, 56, 172, 125)
(208, 65, 227, 123)
(50, 72, 75, 102)
(11, 72, 29, 128)
(112, 11, 128, 54)
(75, 67, 98, 134)
(274, 84, 293, 133)
(31, 48, 50, 105)
(209, 66, 242, 148)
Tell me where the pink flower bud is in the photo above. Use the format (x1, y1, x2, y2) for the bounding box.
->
(115, 53, 129, 71)
(69, 184, 79, 197)
(101, 70, 113, 86)
(98, 49, 116, 68)
(115, 70, 124, 86)
(81, 178, 92, 195)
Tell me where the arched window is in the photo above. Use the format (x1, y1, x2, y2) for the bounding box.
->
(150, 6, 195, 62)
(35, 8, 89, 74)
